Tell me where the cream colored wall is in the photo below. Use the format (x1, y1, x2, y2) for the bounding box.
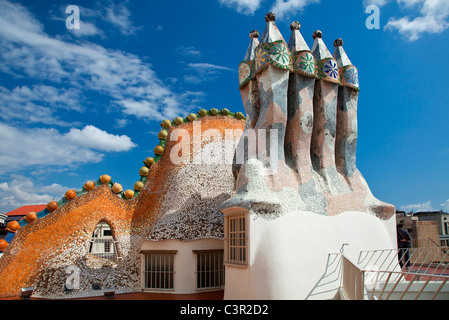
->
(140, 238, 223, 294)
(224, 210, 397, 300)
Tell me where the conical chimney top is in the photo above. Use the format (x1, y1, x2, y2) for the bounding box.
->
(333, 38, 359, 90)
(259, 12, 286, 44)
(288, 21, 310, 53)
(311, 30, 333, 61)
(333, 38, 353, 68)
(244, 30, 260, 61)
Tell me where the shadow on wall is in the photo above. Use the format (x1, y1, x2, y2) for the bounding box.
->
(305, 253, 342, 300)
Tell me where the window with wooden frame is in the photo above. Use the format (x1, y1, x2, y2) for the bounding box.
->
(193, 250, 225, 290)
(88, 221, 118, 262)
(142, 250, 177, 290)
(224, 212, 248, 265)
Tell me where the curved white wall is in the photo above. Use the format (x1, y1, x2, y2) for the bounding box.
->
(224, 210, 397, 300)
(141, 238, 224, 294)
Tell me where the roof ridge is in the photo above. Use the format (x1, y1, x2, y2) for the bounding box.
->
(1, 108, 246, 249)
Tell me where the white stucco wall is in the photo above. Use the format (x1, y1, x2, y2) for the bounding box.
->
(140, 238, 224, 294)
(224, 210, 397, 300)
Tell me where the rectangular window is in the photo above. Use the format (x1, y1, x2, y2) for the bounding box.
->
(103, 230, 112, 236)
(194, 250, 225, 289)
(142, 250, 176, 290)
(225, 213, 248, 265)
(104, 240, 111, 253)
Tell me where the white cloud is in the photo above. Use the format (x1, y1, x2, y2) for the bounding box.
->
(363, 0, 389, 6)
(441, 199, 449, 212)
(0, 174, 70, 213)
(219, 0, 262, 15)
(0, 0, 45, 34)
(118, 99, 164, 120)
(177, 46, 202, 58)
(103, 1, 137, 35)
(400, 200, 435, 213)
(397, 0, 425, 7)
(0, 0, 190, 122)
(184, 63, 235, 84)
(50, 2, 135, 38)
(0, 85, 83, 126)
(69, 21, 104, 38)
(187, 63, 234, 72)
(0, 123, 136, 174)
(114, 118, 129, 128)
(116, 89, 206, 121)
(65, 125, 137, 152)
(385, 0, 449, 40)
(270, 0, 320, 20)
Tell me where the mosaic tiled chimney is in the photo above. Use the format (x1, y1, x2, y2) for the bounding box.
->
(223, 13, 395, 219)
(220, 12, 398, 301)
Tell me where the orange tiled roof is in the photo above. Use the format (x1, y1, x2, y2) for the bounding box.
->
(5, 205, 47, 217)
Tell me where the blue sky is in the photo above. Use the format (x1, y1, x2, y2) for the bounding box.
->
(0, 0, 448, 214)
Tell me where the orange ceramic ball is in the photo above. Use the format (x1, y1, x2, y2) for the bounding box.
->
(187, 113, 197, 122)
(65, 189, 76, 200)
(0, 239, 7, 251)
(161, 119, 172, 129)
(158, 129, 168, 140)
(174, 116, 184, 125)
(100, 174, 111, 184)
(154, 145, 164, 155)
(84, 180, 96, 191)
(6, 220, 20, 233)
(134, 181, 144, 191)
(47, 201, 59, 212)
(124, 189, 134, 199)
(112, 183, 123, 194)
(25, 211, 38, 223)
(144, 157, 155, 166)
(139, 166, 149, 176)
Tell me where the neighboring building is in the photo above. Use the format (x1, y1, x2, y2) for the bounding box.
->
(396, 210, 449, 247)
(0, 214, 6, 257)
(412, 211, 449, 236)
(4, 205, 47, 223)
(0, 213, 6, 224)
(0, 214, 6, 249)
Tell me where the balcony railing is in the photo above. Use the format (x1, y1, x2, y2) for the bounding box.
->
(339, 244, 449, 300)
(87, 238, 119, 262)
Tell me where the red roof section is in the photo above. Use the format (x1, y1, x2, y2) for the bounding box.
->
(6, 204, 47, 217)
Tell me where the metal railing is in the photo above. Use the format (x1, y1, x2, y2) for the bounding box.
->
(143, 253, 175, 290)
(195, 251, 225, 290)
(339, 245, 449, 300)
(87, 238, 119, 262)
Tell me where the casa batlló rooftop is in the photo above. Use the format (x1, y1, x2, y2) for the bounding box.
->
(0, 0, 448, 314)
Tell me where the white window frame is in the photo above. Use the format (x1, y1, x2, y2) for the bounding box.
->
(104, 239, 112, 253)
(141, 250, 177, 291)
(87, 222, 119, 262)
(193, 250, 225, 290)
(224, 212, 248, 266)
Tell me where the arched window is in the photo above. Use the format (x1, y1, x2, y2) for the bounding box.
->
(88, 221, 119, 263)
(224, 212, 248, 266)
